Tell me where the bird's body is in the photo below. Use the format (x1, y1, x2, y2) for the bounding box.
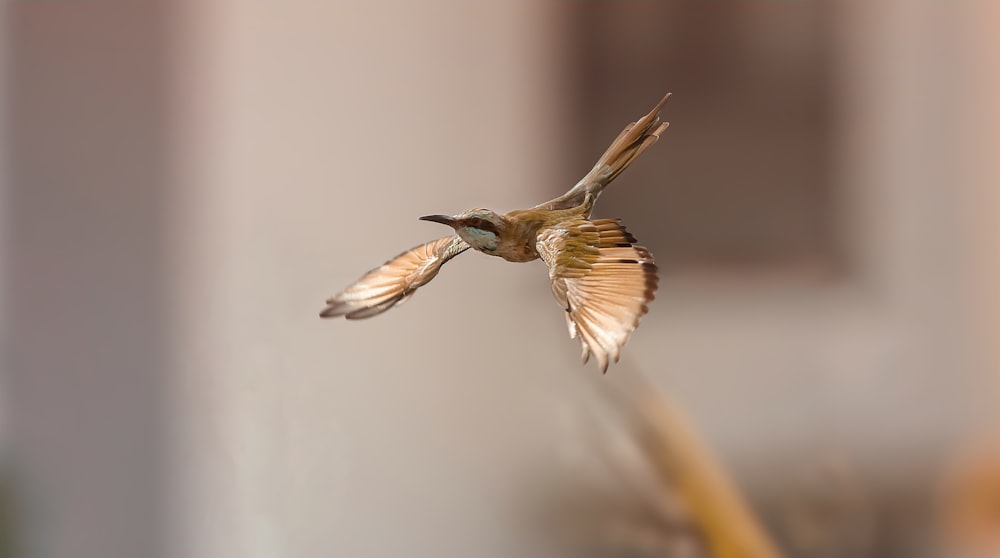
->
(321, 94, 671, 372)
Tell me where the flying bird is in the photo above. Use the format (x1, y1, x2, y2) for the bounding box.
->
(321, 94, 670, 372)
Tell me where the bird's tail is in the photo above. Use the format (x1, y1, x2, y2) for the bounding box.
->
(538, 93, 670, 212)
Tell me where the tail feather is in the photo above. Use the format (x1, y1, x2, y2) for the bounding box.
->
(538, 93, 670, 213)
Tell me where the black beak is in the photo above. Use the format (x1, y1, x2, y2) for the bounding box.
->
(419, 214, 456, 227)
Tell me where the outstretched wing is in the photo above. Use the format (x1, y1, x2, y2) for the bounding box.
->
(537, 219, 659, 373)
(320, 235, 470, 320)
(536, 93, 670, 213)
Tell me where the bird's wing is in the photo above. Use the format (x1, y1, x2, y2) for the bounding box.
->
(537, 218, 659, 373)
(536, 93, 670, 213)
(320, 235, 470, 319)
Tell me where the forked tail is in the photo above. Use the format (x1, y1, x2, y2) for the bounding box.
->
(537, 93, 670, 212)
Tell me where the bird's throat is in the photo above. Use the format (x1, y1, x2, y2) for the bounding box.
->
(458, 227, 499, 253)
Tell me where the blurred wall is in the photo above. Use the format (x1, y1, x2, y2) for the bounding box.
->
(633, 0, 1000, 465)
(3, 4, 172, 558)
(164, 3, 577, 558)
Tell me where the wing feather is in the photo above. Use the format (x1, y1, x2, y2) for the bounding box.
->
(537, 219, 659, 373)
(320, 235, 470, 319)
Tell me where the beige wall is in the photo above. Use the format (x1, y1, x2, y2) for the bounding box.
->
(164, 3, 576, 558)
(3, 4, 172, 558)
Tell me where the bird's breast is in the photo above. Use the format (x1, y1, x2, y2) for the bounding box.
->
(494, 241, 539, 263)
(492, 229, 541, 262)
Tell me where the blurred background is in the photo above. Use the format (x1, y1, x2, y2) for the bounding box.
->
(2, 2, 999, 557)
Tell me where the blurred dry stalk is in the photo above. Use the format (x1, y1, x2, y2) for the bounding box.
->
(581, 372, 784, 558)
(632, 385, 782, 558)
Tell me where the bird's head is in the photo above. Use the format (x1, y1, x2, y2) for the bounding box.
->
(420, 209, 508, 253)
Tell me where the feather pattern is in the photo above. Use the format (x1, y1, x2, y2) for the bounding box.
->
(537, 218, 659, 373)
(320, 235, 470, 319)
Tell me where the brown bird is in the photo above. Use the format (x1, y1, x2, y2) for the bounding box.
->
(321, 94, 670, 372)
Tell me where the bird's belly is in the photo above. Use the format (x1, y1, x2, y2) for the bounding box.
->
(493, 239, 539, 263)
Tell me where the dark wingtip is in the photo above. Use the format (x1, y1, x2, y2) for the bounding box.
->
(319, 302, 343, 319)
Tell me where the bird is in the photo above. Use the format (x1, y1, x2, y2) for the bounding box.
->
(321, 93, 670, 372)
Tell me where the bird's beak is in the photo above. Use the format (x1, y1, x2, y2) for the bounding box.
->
(419, 214, 457, 227)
